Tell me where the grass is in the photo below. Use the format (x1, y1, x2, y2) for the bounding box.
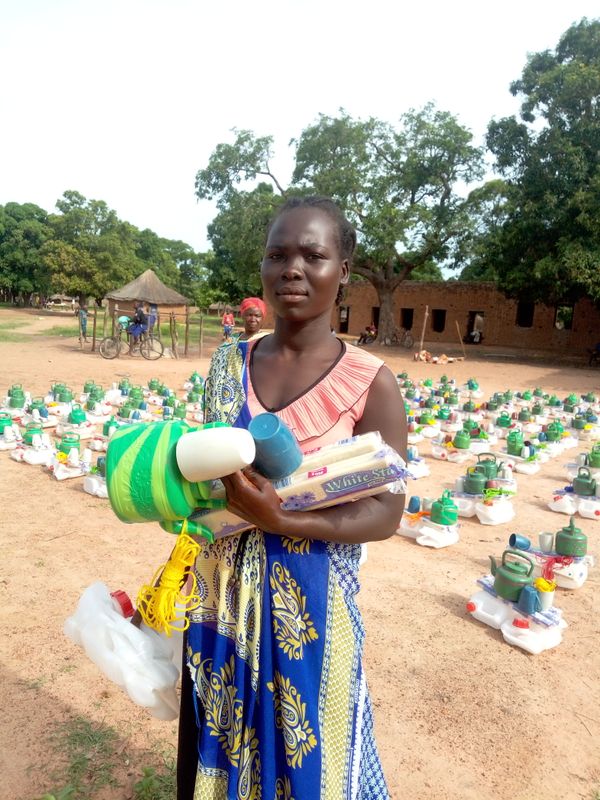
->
(0, 329, 30, 342)
(0, 321, 28, 330)
(40, 325, 80, 337)
(0, 319, 32, 342)
(35, 716, 176, 800)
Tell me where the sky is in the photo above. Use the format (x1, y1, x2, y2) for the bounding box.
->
(1, 0, 599, 253)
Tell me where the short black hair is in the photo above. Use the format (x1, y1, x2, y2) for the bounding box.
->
(269, 196, 356, 265)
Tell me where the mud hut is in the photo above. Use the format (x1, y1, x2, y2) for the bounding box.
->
(104, 269, 191, 321)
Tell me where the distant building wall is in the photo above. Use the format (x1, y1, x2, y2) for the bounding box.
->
(335, 281, 600, 353)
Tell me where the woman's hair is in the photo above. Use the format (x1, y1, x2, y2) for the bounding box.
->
(268, 196, 357, 264)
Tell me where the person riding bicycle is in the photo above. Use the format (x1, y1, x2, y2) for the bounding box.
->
(127, 301, 148, 344)
(357, 323, 377, 345)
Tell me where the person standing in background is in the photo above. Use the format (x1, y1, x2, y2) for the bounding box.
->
(221, 306, 235, 341)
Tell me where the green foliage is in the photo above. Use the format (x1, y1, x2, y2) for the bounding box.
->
(478, 18, 600, 305)
(133, 763, 176, 800)
(0, 202, 52, 300)
(0, 191, 212, 307)
(195, 107, 483, 336)
(35, 716, 176, 800)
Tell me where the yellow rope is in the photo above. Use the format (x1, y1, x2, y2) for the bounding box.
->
(136, 529, 201, 636)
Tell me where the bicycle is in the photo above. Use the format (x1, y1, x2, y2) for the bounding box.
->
(99, 324, 164, 360)
(383, 327, 414, 348)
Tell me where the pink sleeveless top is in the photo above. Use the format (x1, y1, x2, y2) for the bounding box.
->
(246, 339, 384, 453)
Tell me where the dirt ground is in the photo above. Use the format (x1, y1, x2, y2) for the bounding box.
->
(1, 307, 599, 800)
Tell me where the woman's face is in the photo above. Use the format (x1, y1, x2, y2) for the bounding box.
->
(242, 307, 263, 334)
(261, 207, 349, 322)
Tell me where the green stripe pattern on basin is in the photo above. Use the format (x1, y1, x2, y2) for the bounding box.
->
(106, 421, 209, 523)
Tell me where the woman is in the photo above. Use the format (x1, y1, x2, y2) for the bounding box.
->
(178, 197, 407, 799)
(236, 296, 267, 342)
(221, 306, 235, 341)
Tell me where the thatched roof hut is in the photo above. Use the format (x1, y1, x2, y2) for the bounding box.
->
(104, 269, 191, 318)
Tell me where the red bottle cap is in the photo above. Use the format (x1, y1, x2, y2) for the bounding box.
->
(512, 617, 529, 629)
(110, 589, 134, 618)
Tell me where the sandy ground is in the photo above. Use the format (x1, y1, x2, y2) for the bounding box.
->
(1, 307, 600, 800)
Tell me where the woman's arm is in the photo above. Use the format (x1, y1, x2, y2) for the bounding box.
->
(221, 365, 407, 544)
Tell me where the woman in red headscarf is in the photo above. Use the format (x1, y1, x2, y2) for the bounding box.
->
(236, 296, 267, 342)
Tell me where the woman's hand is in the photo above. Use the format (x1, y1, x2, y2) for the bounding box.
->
(221, 467, 285, 532)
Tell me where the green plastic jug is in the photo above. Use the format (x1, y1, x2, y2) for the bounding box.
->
(437, 406, 451, 420)
(58, 432, 80, 455)
(24, 422, 43, 445)
(518, 408, 531, 422)
(0, 412, 13, 433)
(58, 387, 73, 403)
(83, 380, 95, 394)
(430, 490, 459, 525)
(463, 400, 477, 413)
(68, 405, 87, 425)
(555, 517, 587, 557)
(546, 421, 564, 442)
(572, 415, 586, 431)
(148, 378, 161, 392)
(496, 412, 512, 428)
(506, 430, 525, 457)
(589, 445, 600, 469)
(572, 467, 596, 497)
(453, 429, 471, 449)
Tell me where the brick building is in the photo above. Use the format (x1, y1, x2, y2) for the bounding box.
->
(335, 281, 600, 353)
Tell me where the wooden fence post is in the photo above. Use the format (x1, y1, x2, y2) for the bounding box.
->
(184, 308, 190, 357)
(91, 307, 97, 352)
(418, 305, 429, 353)
(199, 315, 204, 360)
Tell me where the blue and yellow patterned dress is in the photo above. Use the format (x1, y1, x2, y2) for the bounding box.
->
(178, 339, 391, 800)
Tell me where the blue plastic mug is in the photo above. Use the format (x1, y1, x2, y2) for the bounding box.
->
(407, 496, 421, 514)
(509, 533, 531, 551)
(517, 585, 541, 615)
(248, 413, 303, 481)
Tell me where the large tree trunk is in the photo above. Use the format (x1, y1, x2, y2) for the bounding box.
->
(374, 281, 397, 344)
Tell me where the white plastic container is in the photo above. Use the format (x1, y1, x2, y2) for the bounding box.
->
(64, 582, 182, 720)
(176, 426, 256, 482)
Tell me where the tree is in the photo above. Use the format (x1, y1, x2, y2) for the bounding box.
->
(0, 203, 52, 302)
(478, 18, 600, 305)
(195, 108, 484, 340)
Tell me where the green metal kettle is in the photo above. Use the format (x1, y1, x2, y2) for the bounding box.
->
(475, 453, 501, 480)
(572, 467, 597, 496)
(429, 490, 459, 525)
(489, 550, 535, 602)
(463, 467, 487, 495)
(555, 517, 587, 557)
